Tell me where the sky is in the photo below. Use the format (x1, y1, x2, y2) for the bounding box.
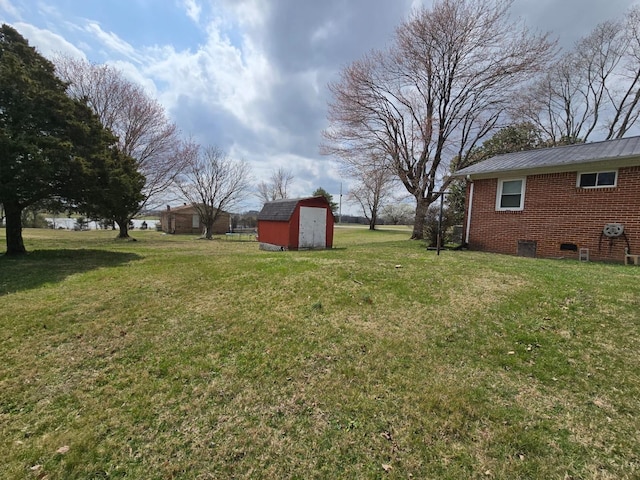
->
(1, 0, 639, 213)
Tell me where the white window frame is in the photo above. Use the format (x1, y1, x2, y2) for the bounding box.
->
(577, 170, 617, 189)
(192, 214, 199, 228)
(496, 178, 526, 211)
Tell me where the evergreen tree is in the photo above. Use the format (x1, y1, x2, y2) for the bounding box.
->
(0, 24, 141, 254)
(312, 187, 338, 214)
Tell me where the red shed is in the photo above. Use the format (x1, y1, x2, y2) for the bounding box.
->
(257, 196, 335, 250)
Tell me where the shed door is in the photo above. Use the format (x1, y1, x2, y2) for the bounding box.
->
(299, 207, 326, 248)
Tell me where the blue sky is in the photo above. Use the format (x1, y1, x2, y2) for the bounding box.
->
(1, 0, 638, 213)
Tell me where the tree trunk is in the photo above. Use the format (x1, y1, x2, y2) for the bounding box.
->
(411, 197, 429, 240)
(4, 201, 27, 255)
(369, 210, 377, 230)
(115, 217, 130, 239)
(204, 221, 214, 240)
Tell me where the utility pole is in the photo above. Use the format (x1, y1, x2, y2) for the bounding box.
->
(436, 191, 450, 256)
(339, 183, 342, 224)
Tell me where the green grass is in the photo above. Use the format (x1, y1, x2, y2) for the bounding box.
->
(1, 226, 639, 479)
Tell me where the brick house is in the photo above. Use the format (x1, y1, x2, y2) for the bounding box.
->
(159, 204, 230, 235)
(453, 136, 640, 263)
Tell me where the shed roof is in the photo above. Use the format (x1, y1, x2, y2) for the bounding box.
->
(454, 135, 640, 177)
(258, 199, 299, 221)
(258, 196, 328, 222)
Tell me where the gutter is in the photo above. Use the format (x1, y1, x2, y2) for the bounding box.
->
(465, 176, 474, 245)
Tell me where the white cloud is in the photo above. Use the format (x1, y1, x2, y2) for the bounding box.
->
(36, 1, 61, 19)
(143, 18, 276, 136)
(224, 0, 267, 30)
(12, 22, 86, 60)
(85, 22, 144, 63)
(182, 0, 201, 24)
(0, 0, 20, 18)
(107, 59, 159, 98)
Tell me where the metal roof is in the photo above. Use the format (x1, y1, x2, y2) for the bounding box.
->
(454, 135, 640, 177)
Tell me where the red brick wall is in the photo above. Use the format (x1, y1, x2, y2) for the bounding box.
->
(464, 166, 640, 262)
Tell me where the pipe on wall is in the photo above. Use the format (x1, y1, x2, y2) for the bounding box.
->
(465, 176, 474, 245)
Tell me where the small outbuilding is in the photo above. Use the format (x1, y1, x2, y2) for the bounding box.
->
(257, 196, 335, 250)
(160, 204, 230, 235)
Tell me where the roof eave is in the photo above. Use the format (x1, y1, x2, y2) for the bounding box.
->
(455, 155, 640, 180)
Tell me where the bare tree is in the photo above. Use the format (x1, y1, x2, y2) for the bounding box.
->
(515, 6, 640, 144)
(341, 153, 395, 230)
(176, 146, 252, 239)
(348, 175, 395, 230)
(607, 6, 640, 139)
(256, 167, 294, 203)
(55, 56, 189, 237)
(323, 0, 554, 239)
(520, 54, 594, 144)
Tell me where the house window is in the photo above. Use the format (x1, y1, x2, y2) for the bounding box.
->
(192, 214, 199, 228)
(496, 178, 526, 211)
(577, 170, 617, 188)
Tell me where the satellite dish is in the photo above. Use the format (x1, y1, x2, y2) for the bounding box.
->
(603, 223, 624, 238)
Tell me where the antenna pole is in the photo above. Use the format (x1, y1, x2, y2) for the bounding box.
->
(339, 183, 342, 224)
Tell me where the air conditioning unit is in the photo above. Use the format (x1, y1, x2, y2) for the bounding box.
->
(603, 223, 624, 238)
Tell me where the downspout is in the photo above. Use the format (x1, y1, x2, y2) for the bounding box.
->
(465, 176, 474, 245)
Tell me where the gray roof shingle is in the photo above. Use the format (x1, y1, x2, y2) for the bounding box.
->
(454, 135, 640, 177)
(257, 198, 301, 221)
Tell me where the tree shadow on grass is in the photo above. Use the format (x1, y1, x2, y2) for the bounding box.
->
(0, 249, 141, 296)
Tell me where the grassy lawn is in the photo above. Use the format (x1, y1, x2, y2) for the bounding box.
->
(1, 227, 639, 479)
